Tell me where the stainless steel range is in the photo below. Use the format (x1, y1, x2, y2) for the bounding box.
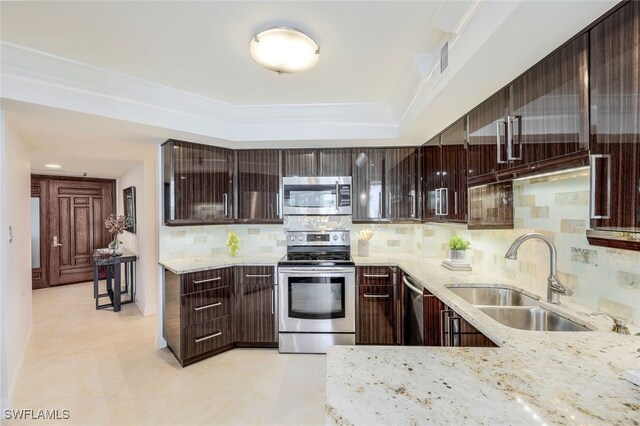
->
(278, 230, 355, 354)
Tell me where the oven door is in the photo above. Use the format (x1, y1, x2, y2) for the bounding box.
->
(278, 267, 355, 333)
(282, 176, 352, 215)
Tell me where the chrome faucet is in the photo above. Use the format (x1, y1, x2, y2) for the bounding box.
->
(505, 233, 573, 304)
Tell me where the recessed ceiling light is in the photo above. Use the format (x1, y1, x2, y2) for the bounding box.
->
(45, 164, 62, 169)
(250, 26, 320, 74)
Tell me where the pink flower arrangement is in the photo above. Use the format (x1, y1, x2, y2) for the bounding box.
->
(104, 214, 133, 236)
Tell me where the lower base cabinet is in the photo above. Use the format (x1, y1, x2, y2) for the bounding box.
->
(424, 289, 496, 347)
(356, 266, 400, 345)
(164, 265, 276, 367)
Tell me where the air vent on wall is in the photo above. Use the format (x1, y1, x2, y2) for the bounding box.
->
(440, 41, 449, 73)
(32, 169, 88, 177)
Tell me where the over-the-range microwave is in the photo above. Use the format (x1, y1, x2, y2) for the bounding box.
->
(282, 176, 352, 216)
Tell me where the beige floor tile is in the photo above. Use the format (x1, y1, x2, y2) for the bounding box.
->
(10, 282, 326, 425)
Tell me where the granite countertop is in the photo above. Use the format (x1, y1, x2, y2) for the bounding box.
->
(327, 254, 640, 425)
(159, 253, 283, 274)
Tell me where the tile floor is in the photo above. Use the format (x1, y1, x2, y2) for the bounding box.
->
(9, 283, 326, 425)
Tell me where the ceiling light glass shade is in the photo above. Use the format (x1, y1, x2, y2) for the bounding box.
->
(250, 26, 320, 74)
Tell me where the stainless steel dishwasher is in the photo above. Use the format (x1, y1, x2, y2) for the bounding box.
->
(403, 274, 424, 346)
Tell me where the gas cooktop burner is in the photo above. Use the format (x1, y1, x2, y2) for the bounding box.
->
(285, 252, 352, 262)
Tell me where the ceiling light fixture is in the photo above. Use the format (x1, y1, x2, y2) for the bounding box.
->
(250, 26, 320, 74)
(45, 164, 62, 169)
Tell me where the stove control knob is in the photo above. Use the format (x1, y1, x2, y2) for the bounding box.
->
(298, 235, 304, 241)
(341, 234, 347, 241)
(333, 235, 338, 241)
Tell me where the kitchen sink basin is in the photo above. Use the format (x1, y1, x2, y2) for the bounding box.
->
(447, 286, 539, 307)
(478, 306, 591, 332)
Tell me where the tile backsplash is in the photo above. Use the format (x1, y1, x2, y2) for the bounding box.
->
(159, 168, 640, 324)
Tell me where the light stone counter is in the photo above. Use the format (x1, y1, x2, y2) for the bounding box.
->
(159, 253, 282, 274)
(328, 254, 640, 425)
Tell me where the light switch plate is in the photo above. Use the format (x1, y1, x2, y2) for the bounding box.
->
(8, 226, 13, 243)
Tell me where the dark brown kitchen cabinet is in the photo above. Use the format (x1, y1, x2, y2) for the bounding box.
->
(164, 267, 236, 366)
(356, 266, 399, 345)
(162, 139, 233, 226)
(318, 148, 352, 177)
(282, 149, 317, 177)
(467, 90, 510, 184)
(423, 289, 496, 347)
(352, 148, 385, 220)
(422, 120, 467, 223)
(385, 148, 419, 220)
(235, 266, 277, 345)
(236, 150, 282, 223)
(587, 0, 640, 251)
(467, 181, 514, 230)
(508, 33, 589, 169)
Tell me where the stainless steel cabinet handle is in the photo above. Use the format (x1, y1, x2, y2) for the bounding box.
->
(246, 274, 271, 278)
(363, 274, 389, 278)
(335, 181, 340, 211)
(589, 154, 611, 220)
(378, 192, 382, 218)
(496, 121, 508, 164)
(193, 277, 221, 284)
(276, 193, 280, 218)
(364, 294, 390, 298)
(440, 309, 451, 347)
(194, 331, 222, 343)
(454, 191, 458, 215)
(441, 188, 448, 216)
(194, 302, 222, 311)
(508, 115, 523, 161)
(448, 316, 461, 347)
(435, 188, 441, 216)
(223, 193, 228, 217)
(409, 193, 416, 218)
(52, 235, 63, 247)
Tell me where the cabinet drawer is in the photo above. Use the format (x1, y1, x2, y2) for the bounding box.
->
(238, 265, 275, 285)
(181, 267, 232, 294)
(182, 316, 233, 359)
(356, 285, 396, 345)
(182, 286, 231, 326)
(357, 266, 395, 286)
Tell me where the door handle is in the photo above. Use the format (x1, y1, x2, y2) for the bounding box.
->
(52, 235, 63, 248)
(589, 154, 611, 220)
(335, 181, 340, 212)
(507, 115, 522, 161)
(223, 193, 228, 217)
(496, 121, 508, 164)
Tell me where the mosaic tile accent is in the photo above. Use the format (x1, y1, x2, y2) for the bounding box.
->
(555, 191, 589, 206)
(531, 207, 549, 219)
(618, 271, 640, 290)
(248, 228, 261, 235)
(570, 247, 598, 265)
(560, 219, 586, 234)
(517, 195, 536, 207)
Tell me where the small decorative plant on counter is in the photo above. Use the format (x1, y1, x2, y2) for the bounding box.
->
(227, 231, 240, 257)
(448, 236, 471, 262)
(104, 214, 134, 256)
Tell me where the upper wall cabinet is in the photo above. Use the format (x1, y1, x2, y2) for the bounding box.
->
(385, 148, 419, 220)
(352, 148, 385, 220)
(282, 148, 351, 177)
(236, 150, 282, 223)
(467, 35, 589, 186)
(163, 140, 233, 225)
(440, 119, 468, 222)
(587, 1, 640, 250)
(422, 135, 441, 222)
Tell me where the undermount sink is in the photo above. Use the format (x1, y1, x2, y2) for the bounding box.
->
(446, 285, 592, 332)
(478, 306, 591, 332)
(447, 286, 539, 307)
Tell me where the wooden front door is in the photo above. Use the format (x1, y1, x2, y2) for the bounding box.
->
(47, 178, 115, 286)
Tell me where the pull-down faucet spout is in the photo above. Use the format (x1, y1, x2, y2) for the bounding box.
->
(505, 233, 573, 305)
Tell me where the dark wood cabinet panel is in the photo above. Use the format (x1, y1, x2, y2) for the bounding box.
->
(318, 148, 352, 177)
(182, 286, 232, 326)
(423, 293, 445, 346)
(422, 135, 441, 221)
(467, 90, 509, 182)
(352, 148, 385, 220)
(237, 265, 275, 285)
(236, 284, 276, 344)
(357, 265, 395, 286)
(282, 149, 317, 177)
(509, 34, 589, 166)
(181, 267, 233, 295)
(467, 181, 514, 230)
(589, 0, 640, 242)
(236, 150, 281, 222)
(356, 285, 396, 345)
(163, 140, 232, 225)
(385, 148, 419, 220)
(182, 316, 234, 359)
(440, 119, 468, 222)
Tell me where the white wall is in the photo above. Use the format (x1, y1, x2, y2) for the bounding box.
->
(116, 160, 158, 316)
(0, 112, 33, 410)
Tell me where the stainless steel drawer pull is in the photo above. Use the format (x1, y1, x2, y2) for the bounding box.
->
(363, 274, 389, 278)
(246, 274, 271, 278)
(364, 294, 390, 298)
(194, 302, 222, 311)
(193, 277, 221, 284)
(194, 331, 222, 343)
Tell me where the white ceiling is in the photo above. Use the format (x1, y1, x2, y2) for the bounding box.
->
(1, 1, 449, 105)
(0, 0, 621, 179)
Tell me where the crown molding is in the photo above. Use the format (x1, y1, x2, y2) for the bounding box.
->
(0, 42, 398, 142)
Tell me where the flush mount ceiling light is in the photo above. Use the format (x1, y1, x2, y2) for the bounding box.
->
(45, 163, 61, 168)
(250, 26, 320, 74)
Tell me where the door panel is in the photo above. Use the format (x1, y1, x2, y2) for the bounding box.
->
(351, 149, 385, 220)
(282, 149, 317, 177)
(236, 284, 276, 343)
(48, 178, 115, 286)
(356, 285, 396, 345)
(318, 149, 352, 177)
(422, 135, 441, 221)
(440, 119, 468, 222)
(385, 148, 418, 220)
(236, 150, 281, 221)
(31, 177, 48, 289)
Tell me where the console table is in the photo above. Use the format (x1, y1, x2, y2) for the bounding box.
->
(92, 249, 137, 312)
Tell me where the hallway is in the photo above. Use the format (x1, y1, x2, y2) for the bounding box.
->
(8, 283, 326, 425)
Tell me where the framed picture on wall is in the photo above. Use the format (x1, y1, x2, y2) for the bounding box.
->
(123, 186, 136, 233)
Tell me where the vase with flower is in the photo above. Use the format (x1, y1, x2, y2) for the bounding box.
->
(104, 214, 134, 256)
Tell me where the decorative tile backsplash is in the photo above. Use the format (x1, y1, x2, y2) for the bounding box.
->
(159, 168, 640, 324)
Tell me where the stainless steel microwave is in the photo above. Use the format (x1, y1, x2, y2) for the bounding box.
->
(282, 176, 352, 216)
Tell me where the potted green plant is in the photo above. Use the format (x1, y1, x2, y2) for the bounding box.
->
(227, 231, 240, 257)
(448, 236, 471, 262)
